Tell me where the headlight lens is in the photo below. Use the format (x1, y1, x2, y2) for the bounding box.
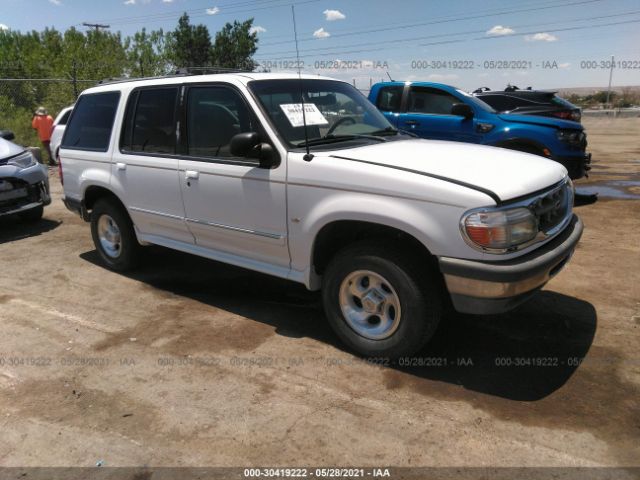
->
(7, 151, 37, 169)
(463, 207, 538, 251)
(557, 129, 584, 145)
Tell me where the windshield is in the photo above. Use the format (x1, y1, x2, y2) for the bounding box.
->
(248, 79, 397, 148)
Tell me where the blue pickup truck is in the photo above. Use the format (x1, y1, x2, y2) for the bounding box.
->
(368, 81, 591, 179)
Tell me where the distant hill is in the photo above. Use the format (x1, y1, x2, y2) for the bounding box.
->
(556, 86, 640, 96)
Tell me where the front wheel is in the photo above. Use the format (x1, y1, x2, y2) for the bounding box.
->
(322, 241, 442, 358)
(90, 198, 141, 271)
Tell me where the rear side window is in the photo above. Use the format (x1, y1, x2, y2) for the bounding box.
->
(121, 87, 178, 154)
(57, 109, 72, 126)
(376, 86, 402, 112)
(61, 92, 119, 151)
(408, 87, 459, 115)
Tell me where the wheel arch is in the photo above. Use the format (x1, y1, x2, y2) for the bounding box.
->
(492, 137, 550, 156)
(310, 219, 440, 290)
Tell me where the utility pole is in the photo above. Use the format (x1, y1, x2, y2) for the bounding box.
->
(606, 55, 615, 109)
(82, 22, 110, 32)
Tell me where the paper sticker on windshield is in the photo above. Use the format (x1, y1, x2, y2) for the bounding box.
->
(280, 103, 329, 127)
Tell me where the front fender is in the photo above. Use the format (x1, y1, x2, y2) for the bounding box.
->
(287, 188, 473, 288)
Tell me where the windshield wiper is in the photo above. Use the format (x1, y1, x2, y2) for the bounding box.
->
(295, 134, 388, 148)
(369, 127, 400, 136)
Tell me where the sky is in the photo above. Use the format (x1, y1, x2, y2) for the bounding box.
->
(1, 0, 639, 92)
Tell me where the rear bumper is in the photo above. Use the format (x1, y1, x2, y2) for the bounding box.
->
(439, 215, 583, 314)
(63, 196, 90, 221)
(554, 152, 591, 180)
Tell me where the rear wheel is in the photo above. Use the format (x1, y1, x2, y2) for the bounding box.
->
(90, 198, 141, 271)
(322, 241, 442, 358)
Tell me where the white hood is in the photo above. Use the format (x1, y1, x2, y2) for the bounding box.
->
(320, 138, 567, 202)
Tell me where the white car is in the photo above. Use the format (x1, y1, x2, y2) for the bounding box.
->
(60, 73, 582, 358)
(50, 105, 73, 161)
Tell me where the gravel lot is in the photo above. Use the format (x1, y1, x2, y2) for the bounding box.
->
(0, 117, 638, 469)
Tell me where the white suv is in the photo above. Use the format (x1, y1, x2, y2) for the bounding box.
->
(60, 73, 582, 358)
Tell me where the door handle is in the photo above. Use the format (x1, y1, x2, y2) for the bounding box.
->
(405, 120, 419, 126)
(116, 162, 126, 171)
(185, 170, 199, 179)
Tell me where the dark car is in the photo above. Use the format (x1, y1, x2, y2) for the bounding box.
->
(472, 86, 581, 123)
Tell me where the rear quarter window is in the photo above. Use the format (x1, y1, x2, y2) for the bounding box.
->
(57, 109, 72, 126)
(61, 92, 120, 151)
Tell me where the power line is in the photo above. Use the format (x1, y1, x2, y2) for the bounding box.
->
(97, 0, 322, 27)
(259, 0, 605, 47)
(255, 17, 640, 61)
(256, 9, 640, 57)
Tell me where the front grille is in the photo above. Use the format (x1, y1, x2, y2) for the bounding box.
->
(0, 178, 41, 213)
(531, 182, 570, 233)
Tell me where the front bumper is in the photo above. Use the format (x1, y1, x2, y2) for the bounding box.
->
(439, 214, 583, 314)
(554, 152, 591, 180)
(0, 179, 50, 217)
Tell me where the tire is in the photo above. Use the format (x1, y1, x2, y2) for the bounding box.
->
(90, 198, 141, 271)
(18, 205, 43, 223)
(322, 241, 442, 358)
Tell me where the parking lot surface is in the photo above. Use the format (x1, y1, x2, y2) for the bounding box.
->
(0, 117, 638, 467)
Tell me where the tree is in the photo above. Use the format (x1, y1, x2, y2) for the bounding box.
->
(168, 13, 212, 69)
(125, 28, 169, 77)
(211, 19, 258, 71)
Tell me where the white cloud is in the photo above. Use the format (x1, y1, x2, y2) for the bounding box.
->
(124, 0, 135, 5)
(486, 25, 514, 36)
(323, 9, 345, 21)
(559, 62, 571, 69)
(427, 73, 459, 82)
(162, 0, 175, 3)
(250, 25, 266, 34)
(524, 32, 558, 42)
(0, 23, 8, 30)
(206, 6, 220, 15)
(313, 27, 330, 38)
(49, 0, 62, 5)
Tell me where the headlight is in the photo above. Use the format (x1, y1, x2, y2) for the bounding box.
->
(462, 207, 538, 251)
(7, 151, 36, 169)
(557, 129, 584, 145)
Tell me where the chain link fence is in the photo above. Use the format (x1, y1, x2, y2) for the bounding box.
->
(0, 78, 97, 148)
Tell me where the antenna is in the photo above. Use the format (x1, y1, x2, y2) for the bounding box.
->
(386, 71, 393, 82)
(291, 5, 313, 162)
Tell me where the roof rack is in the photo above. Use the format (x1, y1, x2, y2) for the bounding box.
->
(97, 66, 255, 86)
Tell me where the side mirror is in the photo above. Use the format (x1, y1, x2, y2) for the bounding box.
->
(230, 132, 279, 169)
(451, 103, 474, 120)
(230, 132, 260, 157)
(0, 130, 15, 141)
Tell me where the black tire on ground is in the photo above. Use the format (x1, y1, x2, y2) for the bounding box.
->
(321, 241, 442, 358)
(18, 205, 43, 223)
(90, 198, 141, 272)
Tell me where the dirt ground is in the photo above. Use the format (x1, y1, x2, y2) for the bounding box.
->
(0, 117, 638, 470)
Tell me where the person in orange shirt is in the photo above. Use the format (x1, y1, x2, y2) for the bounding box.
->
(31, 106, 55, 166)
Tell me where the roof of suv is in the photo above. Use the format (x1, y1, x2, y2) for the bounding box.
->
(84, 72, 338, 95)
